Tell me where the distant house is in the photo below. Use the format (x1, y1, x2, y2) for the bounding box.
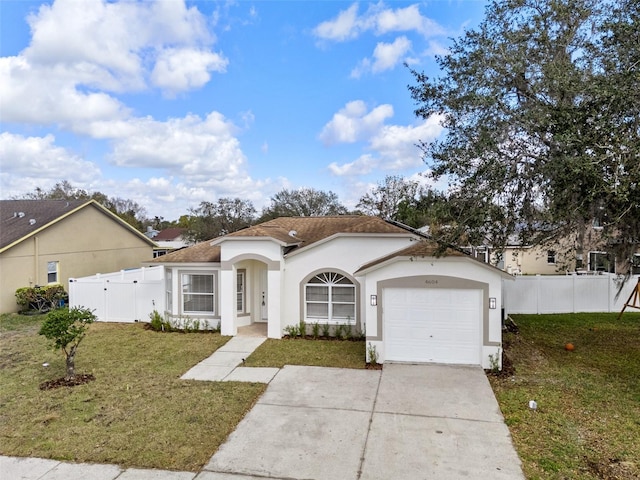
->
(499, 238, 640, 276)
(144, 227, 190, 257)
(145, 215, 510, 368)
(460, 225, 640, 275)
(0, 199, 156, 313)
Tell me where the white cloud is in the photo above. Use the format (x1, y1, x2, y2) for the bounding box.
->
(324, 106, 445, 177)
(151, 48, 228, 95)
(0, 56, 131, 127)
(328, 154, 378, 176)
(313, 3, 362, 41)
(375, 4, 445, 37)
(0, 133, 101, 197)
(319, 101, 394, 145)
(100, 113, 246, 181)
(370, 114, 444, 170)
(352, 36, 412, 77)
(372, 36, 412, 72)
(0, 0, 226, 128)
(313, 2, 444, 42)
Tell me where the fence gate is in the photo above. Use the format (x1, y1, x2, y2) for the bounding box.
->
(69, 267, 165, 323)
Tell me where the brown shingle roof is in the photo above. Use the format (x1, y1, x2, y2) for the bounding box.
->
(222, 216, 408, 251)
(0, 199, 88, 250)
(152, 216, 410, 264)
(150, 241, 221, 263)
(154, 228, 186, 241)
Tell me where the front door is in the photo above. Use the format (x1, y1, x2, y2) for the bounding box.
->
(260, 268, 268, 322)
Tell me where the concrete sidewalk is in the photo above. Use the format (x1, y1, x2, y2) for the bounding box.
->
(0, 456, 196, 480)
(181, 336, 279, 383)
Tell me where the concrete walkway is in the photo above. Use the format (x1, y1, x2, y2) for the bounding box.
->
(181, 336, 279, 383)
(204, 364, 525, 480)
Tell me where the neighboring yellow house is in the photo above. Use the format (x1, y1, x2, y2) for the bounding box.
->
(499, 243, 639, 275)
(0, 199, 157, 313)
(500, 244, 573, 275)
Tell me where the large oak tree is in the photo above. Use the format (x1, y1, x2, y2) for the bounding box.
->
(410, 0, 639, 273)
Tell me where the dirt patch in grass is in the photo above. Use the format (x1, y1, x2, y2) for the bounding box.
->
(0, 314, 266, 471)
(490, 312, 640, 480)
(39, 374, 96, 390)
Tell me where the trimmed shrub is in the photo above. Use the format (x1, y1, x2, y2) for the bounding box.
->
(15, 285, 68, 313)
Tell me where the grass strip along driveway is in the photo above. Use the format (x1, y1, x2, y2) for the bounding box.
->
(244, 337, 365, 369)
(0, 315, 266, 472)
(490, 312, 640, 480)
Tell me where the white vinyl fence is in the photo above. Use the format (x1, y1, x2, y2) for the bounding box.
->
(69, 266, 165, 322)
(504, 274, 639, 314)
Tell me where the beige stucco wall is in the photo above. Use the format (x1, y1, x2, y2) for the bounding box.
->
(501, 245, 574, 275)
(0, 205, 154, 313)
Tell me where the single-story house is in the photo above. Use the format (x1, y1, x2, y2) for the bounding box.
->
(0, 199, 157, 313)
(148, 216, 510, 368)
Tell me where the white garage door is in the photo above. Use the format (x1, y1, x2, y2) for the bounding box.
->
(384, 288, 482, 365)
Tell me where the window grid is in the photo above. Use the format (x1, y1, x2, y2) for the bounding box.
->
(547, 250, 556, 264)
(306, 272, 355, 324)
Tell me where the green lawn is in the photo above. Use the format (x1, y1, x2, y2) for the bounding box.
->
(244, 337, 366, 369)
(6, 310, 636, 477)
(0, 314, 265, 472)
(491, 312, 640, 480)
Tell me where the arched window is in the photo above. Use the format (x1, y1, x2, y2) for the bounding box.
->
(305, 272, 355, 324)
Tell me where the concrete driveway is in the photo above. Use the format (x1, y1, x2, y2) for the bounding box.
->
(200, 363, 525, 480)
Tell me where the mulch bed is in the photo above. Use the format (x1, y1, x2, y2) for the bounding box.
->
(39, 374, 95, 390)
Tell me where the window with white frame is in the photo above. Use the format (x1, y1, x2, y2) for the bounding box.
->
(166, 270, 173, 312)
(237, 270, 246, 313)
(588, 251, 614, 273)
(547, 250, 556, 264)
(47, 261, 59, 284)
(305, 272, 355, 324)
(182, 273, 215, 313)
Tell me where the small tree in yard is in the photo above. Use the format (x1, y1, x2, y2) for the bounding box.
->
(39, 307, 96, 381)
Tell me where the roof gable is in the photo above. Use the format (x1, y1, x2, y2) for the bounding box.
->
(153, 215, 411, 264)
(0, 199, 156, 252)
(218, 216, 409, 252)
(355, 239, 513, 279)
(1, 199, 88, 250)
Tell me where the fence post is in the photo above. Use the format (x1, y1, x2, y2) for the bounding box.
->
(572, 274, 576, 313)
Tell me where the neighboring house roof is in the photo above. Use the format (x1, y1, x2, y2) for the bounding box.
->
(150, 241, 221, 263)
(215, 216, 409, 251)
(154, 228, 186, 241)
(0, 199, 157, 253)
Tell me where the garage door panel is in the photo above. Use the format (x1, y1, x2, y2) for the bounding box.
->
(384, 288, 481, 365)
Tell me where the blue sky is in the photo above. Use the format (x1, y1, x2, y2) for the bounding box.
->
(0, 0, 487, 220)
